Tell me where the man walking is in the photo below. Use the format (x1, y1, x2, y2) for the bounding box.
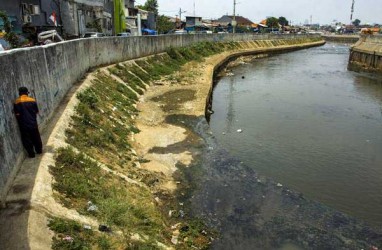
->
(14, 87, 43, 158)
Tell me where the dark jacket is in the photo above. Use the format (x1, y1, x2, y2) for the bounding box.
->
(14, 95, 39, 130)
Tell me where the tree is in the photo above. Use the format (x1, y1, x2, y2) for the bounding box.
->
(0, 11, 19, 48)
(157, 15, 174, 34)
(352, 19, 361, 27)
(140, 0, 158, 15)
(278, 16, 289, 26)
(266, 17, 279, 28)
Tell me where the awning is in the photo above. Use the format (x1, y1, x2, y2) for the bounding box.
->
(142, 28, 156, 35)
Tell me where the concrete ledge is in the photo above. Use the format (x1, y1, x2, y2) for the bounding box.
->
(348, 35, 382, 74)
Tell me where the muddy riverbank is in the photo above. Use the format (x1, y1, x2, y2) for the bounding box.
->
(134, 42, 382, 249)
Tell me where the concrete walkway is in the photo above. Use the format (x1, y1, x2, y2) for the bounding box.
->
(0, 80, 98, 250)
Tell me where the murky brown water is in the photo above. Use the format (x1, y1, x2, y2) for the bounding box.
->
(209, 43, 382, 227)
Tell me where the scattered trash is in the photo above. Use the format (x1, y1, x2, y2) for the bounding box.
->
(112, 106, 117, 111)
(237, 129, 243, 133)
(227, 72, 234, 76)
(169, 210, 174, 217)
(171, 235, 178, 245)
(63, 235, 73, 242)
(83, 225, 92, 230)
(87, 201, 98, 212)
(98, 225, 112, 232)
(179, 210, 185, 218)
(201, 230, 208, 235)
(179, 202, 184, 206)
(276, 183, 283, 187)
(154, 197, 160, 203)
(222, 132, 226, 135)
(180, 225, 189, 232)
(176, 181, 181, 184)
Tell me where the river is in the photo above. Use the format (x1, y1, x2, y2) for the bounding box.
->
(209, 43, 382, 228)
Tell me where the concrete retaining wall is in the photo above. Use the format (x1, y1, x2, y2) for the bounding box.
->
(348, 35, 382, 74)
(322, 35, 359, 43)
(0, 33, 320, 204)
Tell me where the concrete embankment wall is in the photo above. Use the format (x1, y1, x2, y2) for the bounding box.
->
(0, 33, 320, 204)
(348, 35, 382, 74)
(322, 35, 359, 43)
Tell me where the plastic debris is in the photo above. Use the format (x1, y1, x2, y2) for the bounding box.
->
(87, 201, 98, 212)
(83, 225, 92, 230)
(179, 210, 185, 218)
(276, 183, 283, 187)
(169, 210, 174, 217)
(171, 235, 178, 245)
(63, 236, 73, 242)
(237, 129, 243, 133)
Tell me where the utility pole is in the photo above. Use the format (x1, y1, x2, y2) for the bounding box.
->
(233, 0, 237, 33)
(350, 0, 355, 23)
(179, 8, 186, 22)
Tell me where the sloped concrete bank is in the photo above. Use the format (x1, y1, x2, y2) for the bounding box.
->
(0, 37, 327, 249)
(348, 35, 382, 74)
(322, 35, 359, 43)
(0, 34, 319, 206)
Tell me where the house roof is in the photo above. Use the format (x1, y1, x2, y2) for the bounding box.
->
(216, 15, 254, 26)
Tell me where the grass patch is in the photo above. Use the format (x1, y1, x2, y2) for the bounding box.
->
(48, 217, 115, 250)
(50, 147, 170, 247)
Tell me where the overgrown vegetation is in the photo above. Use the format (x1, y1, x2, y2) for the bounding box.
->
(50, 39, 320, 249)
(0, 11, 19, 48)
(50, 147, 168, 248)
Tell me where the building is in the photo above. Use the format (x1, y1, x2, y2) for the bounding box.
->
(60, 0, 113, 38)
(186, 16, 202, 28)
(0, 0, 61, 40)
(124, 0, 138, 35)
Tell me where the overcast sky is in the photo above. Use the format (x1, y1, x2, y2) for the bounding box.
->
(136, 0, 382, 25)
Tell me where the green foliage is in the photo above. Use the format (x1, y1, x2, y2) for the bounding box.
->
(157, 15, 175, 34)
(0, 11, 19, 48)
(278, 16, 289, 26)
(139, 0, 158, 15)
(77, 89, 99, 109)
(86, 20, 102, 33)
(266, 17, 280, 28)
(352, 19, 361, 26)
